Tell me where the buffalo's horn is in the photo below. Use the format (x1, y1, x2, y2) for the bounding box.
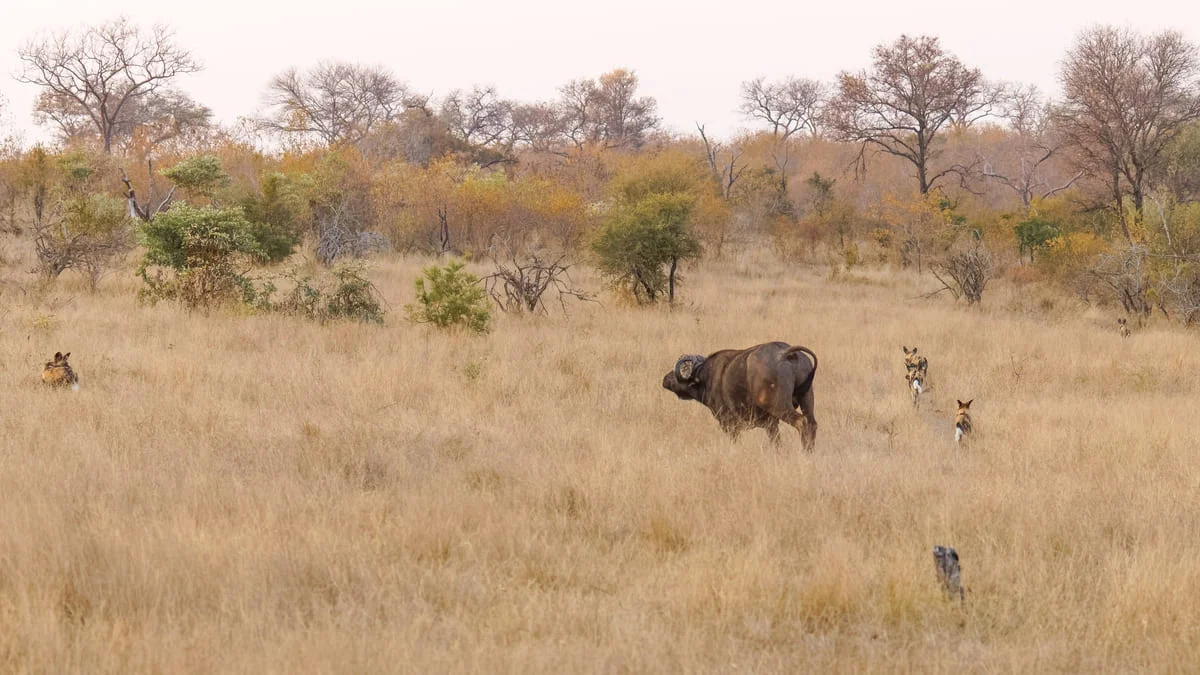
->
(674, 357, 692, 380)
(675, 355, 703, 380)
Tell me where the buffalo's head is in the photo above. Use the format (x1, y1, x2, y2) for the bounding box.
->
(662, 354, 706, 400)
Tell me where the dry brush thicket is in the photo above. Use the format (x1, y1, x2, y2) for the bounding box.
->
(2, 243, 1199, 673)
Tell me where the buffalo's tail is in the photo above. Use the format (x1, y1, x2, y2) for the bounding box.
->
(783, 345, 818, 393)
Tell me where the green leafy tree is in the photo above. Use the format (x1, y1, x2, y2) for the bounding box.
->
(161, 155, 229, 202)
(1014, 217, 1060, 263)
(405, 260, 490, 333)
(237, 172, 309, 262)
(592, 192, 701, 303)
(138, 204, 265, 308)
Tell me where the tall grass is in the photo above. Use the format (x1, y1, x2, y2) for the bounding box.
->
(1, 248, 1197, 673)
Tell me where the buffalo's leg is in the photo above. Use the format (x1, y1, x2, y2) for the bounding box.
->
(794, 387, 818, 452)
(770, 385, 818, 452)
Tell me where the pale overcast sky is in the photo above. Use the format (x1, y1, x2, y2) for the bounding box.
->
(0, 0, 1194, 144)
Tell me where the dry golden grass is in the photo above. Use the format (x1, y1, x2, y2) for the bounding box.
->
(2, 248, 1200, 673)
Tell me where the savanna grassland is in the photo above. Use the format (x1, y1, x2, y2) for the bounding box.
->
(3, 246, 1199, 674)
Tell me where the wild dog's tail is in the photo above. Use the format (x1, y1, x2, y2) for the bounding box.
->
(955, 426, 964, 443)
(784, 345, 818, 392)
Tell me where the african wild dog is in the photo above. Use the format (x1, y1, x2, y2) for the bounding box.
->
(42, 352, 79, 391)
(903, 346, 929, 405)
(1118, 318, 1131, 339)
(954, 399, 973, 443)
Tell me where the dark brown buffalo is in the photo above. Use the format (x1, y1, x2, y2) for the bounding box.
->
(662, 341, 818, 451)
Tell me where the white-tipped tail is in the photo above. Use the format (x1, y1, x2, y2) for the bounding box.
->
(912, 379, 922, 394)
(955, 426, 963, 443)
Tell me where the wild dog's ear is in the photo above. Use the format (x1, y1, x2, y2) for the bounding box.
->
(956, 400, 964, 408)
(54, 352, 63, 361)
(903, 346, 912, 354)
(964, 399, 973, 408)
(63, 352, 70, 361)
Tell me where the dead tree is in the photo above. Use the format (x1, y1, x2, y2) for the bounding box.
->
(315, 197, 388, 265)
(983, 85, 1083, 208)
(930, 246, 995, 304)
(1079, 244, 1154, 317)
(121, 162, 176, 222)
(696, 123, 746, 200)
(481, 245, 593, 315)
(436, 207, 451, 255)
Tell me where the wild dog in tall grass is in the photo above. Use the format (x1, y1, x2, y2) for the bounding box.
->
(954, 399, 973, 443)
(42, 352, 79, 391)
(902, 346, 929, 405)
(1118, 318, 1131, 339)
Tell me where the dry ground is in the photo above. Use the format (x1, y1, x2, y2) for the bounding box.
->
(2, 248, 1199, 673)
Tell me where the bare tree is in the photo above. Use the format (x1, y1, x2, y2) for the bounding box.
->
(16, 17, 201, 154)
(558, 69, 659, 150)
(508, 101, 567, 155)
(120, 163, 175, 222)
(1080, 244, 1154, 316)
(481, 242, 593, 316)
(260, 62, 415, 146)
(827, 35, 994, 194)
(34, 87, 211, 152)
(738, 76, 825, 193)
(931, 246, 995, 305)
(315, 198, 389, 265)
(696, 123, 746, 200)
(738, 76, 825, 139)
(983, 85, 1083, 208)
(440, 86, 511, 148)
(1056, 26, 1200, 244)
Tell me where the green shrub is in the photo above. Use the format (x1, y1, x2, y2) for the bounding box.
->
(161, 155, 230, 200)
(163, 156, 304, 263)
(138, 204, 264, 308)
(236, 172, 308, 263)
(405, 260, 490, 333)
(324, 265, 386, 324)
(274, 264, 385, 325)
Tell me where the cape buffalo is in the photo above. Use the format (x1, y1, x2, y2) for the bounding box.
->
(662, 341, 818, 451)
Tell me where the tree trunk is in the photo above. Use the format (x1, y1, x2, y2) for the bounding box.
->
(668, 256, 678, 304)
(1113, 169, 1134, 245)
(917, 131, 930, 194)
(1131, 186, 1144, 226)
